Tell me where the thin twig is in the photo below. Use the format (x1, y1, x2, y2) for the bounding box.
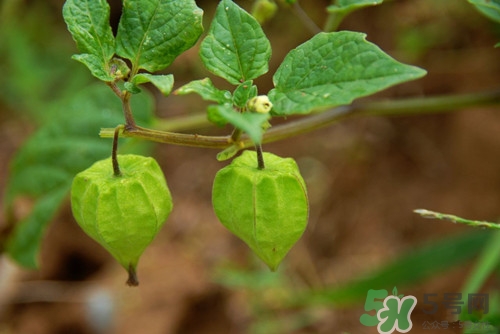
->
(414, 209, 500, 230)
(291, 2, 322, 35)
(106, 82, 124, 99)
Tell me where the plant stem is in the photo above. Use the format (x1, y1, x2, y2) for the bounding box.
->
(291, 2, 322, 35)
(414, 209, 500, 230)
(126, 264, 139, 287)
(415, 208, 500, 320)
(99, 126, 234, 149)
(106, 82, 136, 127)
(323, 12, 345, 32)
(100, 89, 500, 150)
(256, 144, 265, 169)
(112, 125, 124, 177)
(231, 128, 243, 143)
(122, 92, 136, 127)
(106, 81, 124, 99)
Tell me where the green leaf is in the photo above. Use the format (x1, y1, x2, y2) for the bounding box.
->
(62, 0, 115, 81)
(268, 31, 427, 115)
(325, 0, 384, 31)
(115, 0, 203, 73)
(327, 0, 383, 15)
(6, 188, 68, 268)
(71, 54, 113, 81)
(207, 104, 230, 127)
(216, 145, 241, 161)
(129, 73, 174, 96)
(4, 84, 155, 268)
(468, 0, 500, 23)
(233, 80, 258, 108)
(207, 105, 270, 144)
(124, 82, 142, 94)
(175, 78, 232, 104)
(459, 232, 500, 322)
(200, 0, 272, 85)
(301, 230, 490, 307)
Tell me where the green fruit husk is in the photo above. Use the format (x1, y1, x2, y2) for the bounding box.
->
(71, 154, 173, 286)
(212, 150, 309, 270)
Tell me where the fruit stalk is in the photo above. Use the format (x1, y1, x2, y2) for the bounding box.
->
(112, 125, 123, 177)
(256, 144, 265, 170)
(127, 264, 139, 287)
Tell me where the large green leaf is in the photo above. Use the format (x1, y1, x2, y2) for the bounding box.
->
(268, 31, 427, 115)
(62, 0, 115, 81)
(468, 0, 500, 23)
(115, 0, 203, 73)
(200, 0, 272, 85)
(4, 84, 155, 268)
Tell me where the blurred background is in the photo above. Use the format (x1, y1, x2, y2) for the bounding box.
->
(1, 0, 500, 333)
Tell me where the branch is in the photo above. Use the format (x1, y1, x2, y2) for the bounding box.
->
(100, 89, 500, 149)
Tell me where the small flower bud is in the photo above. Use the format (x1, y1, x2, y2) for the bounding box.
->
(247, 95, 273, 113)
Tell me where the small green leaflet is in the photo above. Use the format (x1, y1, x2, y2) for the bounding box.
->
(116, 0, 203, 73)
(327, 0, 383, 15)
(325, 0, 383, 31)
(233, 80, 258, 108)
(468, 0, 500, 23)
(216, 145, 241, 161)
(62, 0, 115, 81)
(207, 105, 270, 144)
(200, 0, 272, 85)
(269, 31, 427, 115)
(126, 74, 174, 96)
(4, 84, 155, 268)
(175, 78, 232, 105)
